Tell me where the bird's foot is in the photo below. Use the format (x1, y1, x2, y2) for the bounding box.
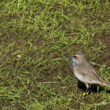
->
(83, 90, 90, 96)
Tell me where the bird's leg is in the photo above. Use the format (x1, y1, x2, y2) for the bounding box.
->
(85, 83, 89, 91)
(85, 83, 90, 94)
(83, 83, 90, 96)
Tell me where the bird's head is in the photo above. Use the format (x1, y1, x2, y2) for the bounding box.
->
(72, 53, 87, 66)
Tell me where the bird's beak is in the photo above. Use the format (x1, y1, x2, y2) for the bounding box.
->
(65, 55, 72, 58)
(65, 54, 76, 58)
(72, 54, 77, 57)
(72, 55, 76, 57)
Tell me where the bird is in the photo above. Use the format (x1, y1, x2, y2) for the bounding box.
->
(71, 52, 110, 95)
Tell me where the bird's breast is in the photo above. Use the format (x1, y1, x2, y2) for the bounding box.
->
(72, 67, 85, 83)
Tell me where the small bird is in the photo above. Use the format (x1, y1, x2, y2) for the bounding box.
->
(72, 53, 110, 95)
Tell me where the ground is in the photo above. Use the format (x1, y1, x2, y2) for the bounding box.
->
(0, 0, 110, 110)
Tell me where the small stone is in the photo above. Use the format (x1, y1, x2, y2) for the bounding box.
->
(17, 55, 21, 58)
(83, 92, 86, 96)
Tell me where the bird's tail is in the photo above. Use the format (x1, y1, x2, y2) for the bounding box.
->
(101, 81, 110, 88)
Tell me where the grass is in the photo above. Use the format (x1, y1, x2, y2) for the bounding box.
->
(0, 0, 110, 110)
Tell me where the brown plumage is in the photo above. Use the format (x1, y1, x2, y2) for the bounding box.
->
(72, 53, 110, 91)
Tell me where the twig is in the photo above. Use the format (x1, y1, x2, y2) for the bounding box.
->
(39, 81, 58, 84)
(89, 62, 102, 66)
(80, 101, 110, 106)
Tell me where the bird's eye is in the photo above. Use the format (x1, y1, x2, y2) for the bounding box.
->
(74, 55, 77, 58)
(74, 55, 79, 60)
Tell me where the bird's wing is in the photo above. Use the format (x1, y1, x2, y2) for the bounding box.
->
(77, 63, 105, 83)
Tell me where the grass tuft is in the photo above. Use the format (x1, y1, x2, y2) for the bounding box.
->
(0, 0, 110, 109)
